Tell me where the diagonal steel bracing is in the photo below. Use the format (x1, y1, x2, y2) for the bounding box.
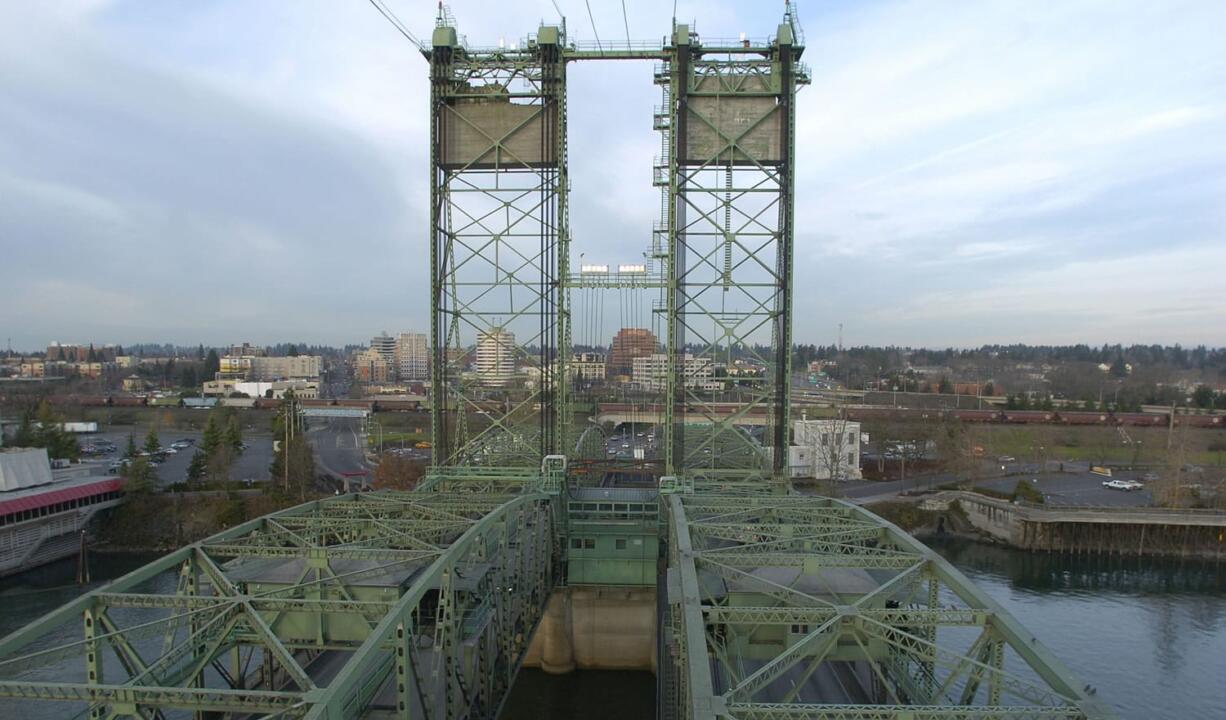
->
(661, 492, 1116, 719)
(0, 491, 553, 720)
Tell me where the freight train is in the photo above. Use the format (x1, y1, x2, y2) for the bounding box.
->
(843, 406, 1223, 428)
(23, 395, 424, 412)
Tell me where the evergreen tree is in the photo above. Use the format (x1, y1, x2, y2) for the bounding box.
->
(225, 415, 243, 452)
(115, 344, 124, 356)
(201, 414, 221, 454)
(123, 457, 156, 494)
(1192, 385, 1215, 409)
(125, 433, 139, 459)
(144, 426, 161, 456)
(186, 450, 208, 484)
(203, 349, 220, 380)
(197, 343, 205, 360)
(13, 408, 36, 446)
(287, 344, 299, 357)
(35, 401, 78, 460)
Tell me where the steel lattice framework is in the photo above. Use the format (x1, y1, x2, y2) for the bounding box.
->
(659, 493, 1115, 720)
(428, 22, 569, 470)
(0, 492, 554, 719)
(659, 23, 808, 485)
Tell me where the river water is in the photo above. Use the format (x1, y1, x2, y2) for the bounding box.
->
(1, 545, 1223, 719)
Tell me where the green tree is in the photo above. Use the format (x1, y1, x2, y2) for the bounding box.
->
(144, 426, 161, 456)
(125, 433, 139, 459)
(13, 408, 36, 446)
(34, 401, 79, 460)
(123, 457, 156, 495)
(225, 415, 243, 452)
(186, 450, 208, 484)
(1192, 385, 1215, 409)
(201, 414, 222, 454)
(938, 376, 953, 394)
(203, 349, 220, 380)
(287, 344, 299, 357)
(1110, 354, 1128, 377)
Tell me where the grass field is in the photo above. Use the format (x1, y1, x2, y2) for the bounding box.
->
(963, 424, 1225, 467)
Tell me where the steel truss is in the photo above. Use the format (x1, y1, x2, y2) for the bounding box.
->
(0, 491, 554, 719)
(661, 494, 1116, 719)
(429, 22, 569, 470)
(659, 22, 809, 484)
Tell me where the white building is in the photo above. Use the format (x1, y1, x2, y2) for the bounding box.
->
(475, 329, 516, 388)
(571, 352, 606, 381)
(395, 333, 429, 381)
(632, 353, 720, 392)
(792, 418, 862, 480)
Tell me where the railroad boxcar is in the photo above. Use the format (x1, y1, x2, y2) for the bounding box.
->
(1182, 414, 1224, 428)
(1055, 411, 1109, 425)
(1002, 410, 1055, 423)
(952, 409, 1000, 423)
(1114, 412, 1167, 427)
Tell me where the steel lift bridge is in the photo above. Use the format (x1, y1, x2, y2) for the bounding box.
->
(0, 7, 1113, 720)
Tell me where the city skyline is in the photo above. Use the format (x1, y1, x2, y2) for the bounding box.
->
(2, 1, 1224, 349)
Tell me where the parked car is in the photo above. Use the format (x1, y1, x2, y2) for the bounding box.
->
(997, 455, 1016, 462)
(1141, 472, 1159, 482)
(1103, 479, 1142, 491)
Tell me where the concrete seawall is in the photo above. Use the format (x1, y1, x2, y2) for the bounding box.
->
(918, 491, 1226, 560)
(522, 586, 657, 674)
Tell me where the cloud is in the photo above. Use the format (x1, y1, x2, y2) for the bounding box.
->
(0, 0, 1223, 349)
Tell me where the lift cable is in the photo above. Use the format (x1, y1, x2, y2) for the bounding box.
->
(584, 0, 603, 52)
(364, 0, 423, 47)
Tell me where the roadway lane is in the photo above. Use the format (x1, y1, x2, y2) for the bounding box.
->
(307, 417, 373, 482)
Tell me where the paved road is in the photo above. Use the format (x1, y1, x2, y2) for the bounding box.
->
(307, 418, 373, 483)
(829, 463, 1160, 508)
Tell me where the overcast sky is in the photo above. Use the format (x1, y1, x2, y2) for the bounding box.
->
(1, 0, 1223, 351)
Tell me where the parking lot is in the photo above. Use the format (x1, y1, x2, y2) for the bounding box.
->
(76, 428, 274, 487)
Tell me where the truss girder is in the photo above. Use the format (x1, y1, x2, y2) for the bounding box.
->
(662, 494, 1115, 720)
(0, 491, 552, 720)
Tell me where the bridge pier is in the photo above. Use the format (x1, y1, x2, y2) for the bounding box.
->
(523, 587, 657, 674)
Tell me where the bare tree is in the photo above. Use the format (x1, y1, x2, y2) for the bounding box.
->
(814, 412, 853, 495)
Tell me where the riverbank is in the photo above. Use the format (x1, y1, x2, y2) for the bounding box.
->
(868, 491, 1226, 560)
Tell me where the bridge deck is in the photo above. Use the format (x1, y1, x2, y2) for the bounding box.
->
(0, 489, 554, 720)
(662, 492, 1117, 719)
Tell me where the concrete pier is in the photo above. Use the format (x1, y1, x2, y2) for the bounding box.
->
(523, 586, 658, 673)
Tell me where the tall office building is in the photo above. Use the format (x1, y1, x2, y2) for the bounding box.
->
(370, 333, 396, 365)
(395, 333, 429, 381)
(608, 328, 656, 377)
(475, 329, 516, 388)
